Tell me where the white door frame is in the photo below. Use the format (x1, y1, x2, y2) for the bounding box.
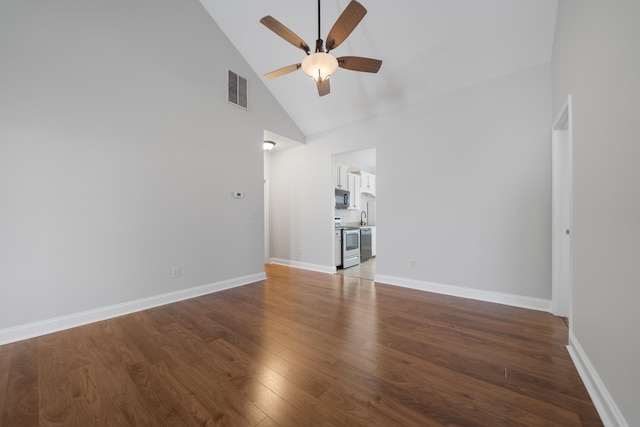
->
(551, 95, 573, 322)
(264, 177, 270, 264)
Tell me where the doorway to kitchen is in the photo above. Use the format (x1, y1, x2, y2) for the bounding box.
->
(336, 256, 376, 280)
(333, 148, 377, 281)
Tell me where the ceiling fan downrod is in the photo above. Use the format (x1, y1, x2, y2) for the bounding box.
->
(315, 0, 324, 53)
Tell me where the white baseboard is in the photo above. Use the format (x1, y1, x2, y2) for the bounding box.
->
(567, 332, 629, 427)
(374, 274, 551, 312)
(269, 258, 336, 274)
(0, 272, 266, 346)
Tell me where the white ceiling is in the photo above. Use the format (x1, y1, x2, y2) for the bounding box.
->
(200, 0, 558, 137)
(336, 148, 376, 174)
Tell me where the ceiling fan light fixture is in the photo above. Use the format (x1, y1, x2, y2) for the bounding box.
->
(260, 0, 380, 96)
(301, 52, 338, 82)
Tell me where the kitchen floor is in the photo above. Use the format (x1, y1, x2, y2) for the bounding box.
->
(336, 257, 375, 281)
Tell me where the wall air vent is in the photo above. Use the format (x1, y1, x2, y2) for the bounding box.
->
(227, 70, 248, 110)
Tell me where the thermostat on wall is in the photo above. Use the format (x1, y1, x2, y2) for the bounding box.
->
(232, 191, 244, 199)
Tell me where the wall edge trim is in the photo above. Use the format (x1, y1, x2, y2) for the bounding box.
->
(374, 274, 551, 312)
(0, 272, 266, 346)
(567, 332, 629, 427)
(268, 258, 336, 274)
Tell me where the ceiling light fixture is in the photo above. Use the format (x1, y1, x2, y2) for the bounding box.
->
(301, 52, 338, 83)
(263, 141, 276, 151)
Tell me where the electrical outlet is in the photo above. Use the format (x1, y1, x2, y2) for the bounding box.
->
(409, 259, 417, 269)
(171, 267, 181, 279)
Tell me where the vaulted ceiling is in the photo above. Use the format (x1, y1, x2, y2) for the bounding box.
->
(200, 0, 558, 137)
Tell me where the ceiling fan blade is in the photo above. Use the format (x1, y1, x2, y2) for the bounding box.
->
(325, 1, 367, 53)
(264, 64, 301, 79)
(317, 78, 331, 96)
(260, 16, 310, 54)
(337, 56, 382, 73)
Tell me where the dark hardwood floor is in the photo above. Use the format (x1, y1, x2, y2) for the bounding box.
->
(0, 264, 602, 426)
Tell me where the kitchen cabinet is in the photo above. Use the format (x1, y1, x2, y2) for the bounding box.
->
(359, 171, 376, 196)
(348, 173, 361, 210)
(335, 163, 349, 190)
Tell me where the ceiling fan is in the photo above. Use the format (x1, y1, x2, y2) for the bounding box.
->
(260, 0, 382, 97)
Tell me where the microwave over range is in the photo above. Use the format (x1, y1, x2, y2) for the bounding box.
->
(335, 189, 349, 209)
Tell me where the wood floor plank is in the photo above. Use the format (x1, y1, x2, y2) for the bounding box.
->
(3, 340, 39, 426)
(86, 318, 146, 369)
(202, 298, 289, 357)
(319, 375, 432, 427)
(231, 276, 380, 344)
(338, 352, 581, 426)
(231, 342, 333, 400)
(228, 300, 377, 373)
(255, 416, 279, 427)
(65, 363, 110, 426)
(0, 343, 13, 421)
(0, 264, 603, 426)
(37, 334, 73, 425)
(76, 320, 177, 426)
(126, 361, 196, 426)
(276, 345, 437, 426)
(158, 358, 267, 426)
(370, 314, 593, 403)
(211, 338, 335, 422)
(114, 312, 171, 365)
(155, 361, 264, 427)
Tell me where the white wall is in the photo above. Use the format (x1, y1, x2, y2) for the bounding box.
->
(269, 63, 552, 301)
(553, 1, 640, 425)
(0, 0, 303, 332)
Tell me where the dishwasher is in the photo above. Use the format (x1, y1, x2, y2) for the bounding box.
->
(360, 228, 372, 262)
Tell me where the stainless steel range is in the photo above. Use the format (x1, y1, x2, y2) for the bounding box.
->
(334, 217, 361, 268)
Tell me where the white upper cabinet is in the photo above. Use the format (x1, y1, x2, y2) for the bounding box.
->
(348, 173, 362, 210)
(359, 171, 376, 197)
(335, 163, 349, 190)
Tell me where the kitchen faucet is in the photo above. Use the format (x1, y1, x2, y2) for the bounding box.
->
(360, 210, 367, 225)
